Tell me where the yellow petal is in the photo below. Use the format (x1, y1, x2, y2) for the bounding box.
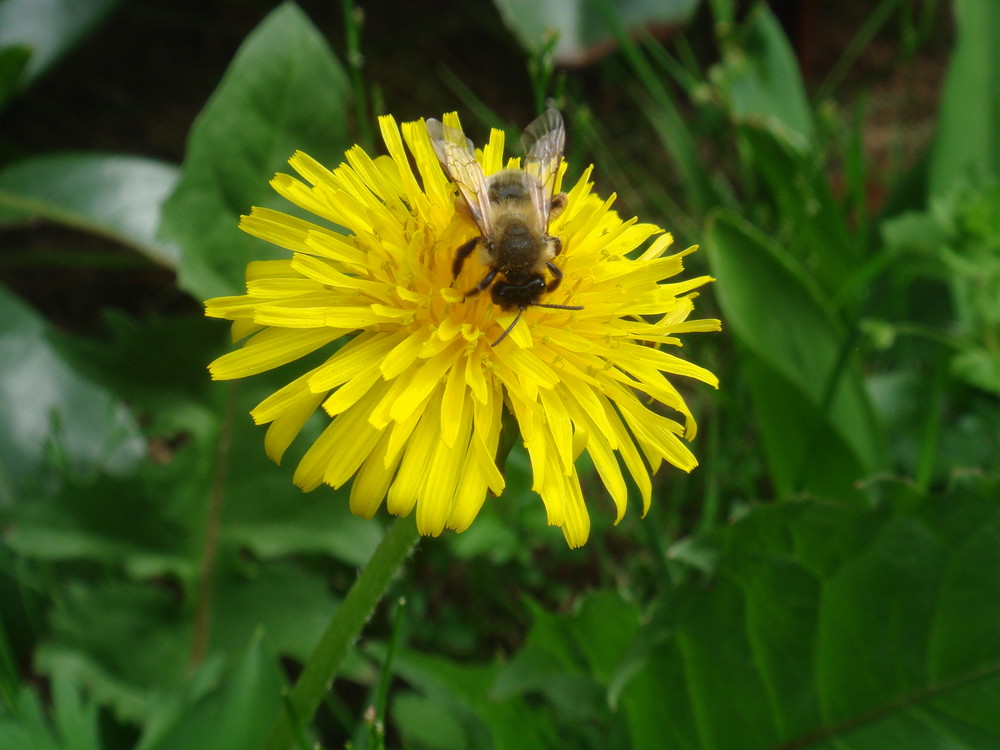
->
(209, 328, 342, 380)
(387, 387, 442, 518)
(321, 362, 384, 417)
(418, 394, 473, 536)
(309, 329, 407, 391)
(440, 355, 469, 448)
(538, 388, 573, 476)
(388, 344, 461, 425)
(558, 469, 591, 549)
(252, 370, 317, 425)
(350, 430, 401, 519)
(263, 389, 324, 463)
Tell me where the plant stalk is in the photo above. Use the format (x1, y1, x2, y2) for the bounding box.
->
(263, 513, 420, 750)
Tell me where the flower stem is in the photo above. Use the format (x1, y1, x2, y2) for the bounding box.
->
(190, 383, 236, 667)
(263, 513, 420, 750)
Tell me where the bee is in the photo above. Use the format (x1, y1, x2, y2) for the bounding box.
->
(426, 108, 583, 346)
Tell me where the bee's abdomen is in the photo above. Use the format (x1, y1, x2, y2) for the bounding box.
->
(488, 171, 531, 203)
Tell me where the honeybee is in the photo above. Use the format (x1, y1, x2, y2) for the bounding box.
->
(426, 108, 583, 345)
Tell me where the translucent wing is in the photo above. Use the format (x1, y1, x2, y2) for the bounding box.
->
(521, 109, 565, 232)
(426, 118, 494, 237)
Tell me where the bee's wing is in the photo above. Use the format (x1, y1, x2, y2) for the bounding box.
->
(426, 118, 494, 237)
(521, 108, 565, 231)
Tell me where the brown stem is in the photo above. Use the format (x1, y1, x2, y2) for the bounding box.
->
(190, 382, 236, 667)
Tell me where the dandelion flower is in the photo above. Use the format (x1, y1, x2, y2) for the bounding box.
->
(205, 112, 720, 548)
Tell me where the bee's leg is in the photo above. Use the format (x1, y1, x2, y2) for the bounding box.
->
(545, 261, 563, 292)
(452, 238, 479, 279)
(464, 268, 499, 300)
(550, 193, 567, 221)
(547, 235, 563, 257)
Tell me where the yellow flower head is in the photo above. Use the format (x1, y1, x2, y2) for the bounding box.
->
(205, 112, 720, 548)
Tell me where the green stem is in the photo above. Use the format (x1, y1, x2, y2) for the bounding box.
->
(263, 513, 420, 750)
(190, 383, 236, 667)
(342, 0, 373, 151)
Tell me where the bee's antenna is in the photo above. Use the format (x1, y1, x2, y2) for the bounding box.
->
(535, 303, 584, 311)
(491, 309, 524, 347)
(490, 303, 584, 347)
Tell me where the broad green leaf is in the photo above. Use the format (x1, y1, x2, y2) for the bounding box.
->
(389, 648, 563, 750)
(163, 2, 352, 301)
(881, 181, 1000, 398)
(953, 346, 1000, 396)
(743, 354, 879, 501)
(0, 284, 144, 506)
(492, 0, 699, 65)
(617, 477, 1000, 749)
(0, 0, 119, 87)
(36, 582, 191, 721)
(394, 480, 1000, 749)
(218, 372, 385, 568)
(712, 4, 814, 148)
(47, 676, 102, 750)
(0, 45, 30, 110)
(5, 456, 203, 580)
(704, 211, 886, 499)
(224, 484, 384, 569)
(0, 545, 43, 692)
(7, 342, 382, 578)
(389, 592, 642, 750)
(135, 634, 284, 750)
(37, 561, 337, 722)
(209, 558, 340, 664)
(0, 154, 181, 267)
(49, 312, 223, 438)
(392, 692, 472, 750)
(494, 594, 640, 703)
(929, 0, 1000, 195)
(0, 675, 101, 750)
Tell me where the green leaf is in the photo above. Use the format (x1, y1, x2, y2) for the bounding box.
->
(704, 211, 886, 499)
(36, 561, 337, 722)
(0, 674, 101, 750)
(6, 351, 381, 575)
(617, 477, 1000, 749)
(5, 462, 202, 580)
(494, 594, 640, 704)
(0, 0, 119, 87)
(163, 2, 353, 301)
(952, 346, 1000, 396)
(712, 4, 814, 149)
(743, 354, 883, 501)
(492, 0, 699, 65)
(135, 634, 284, 750)
(209, 558, 340, 664)
(0, 284, 144, 506)
(389, 592, 641, 750)
(0, 45, 30, 110)
(384, 481, 1000, 748)
(0, 153, 181, 267)
(224, 485, 383, 569)
(392, 691, 472, 750)
(49, 312, 224, 438)
(928, 0, 1000, 195)
(36, 582, 191, 721)
(735, 126, 857, 297)
(389, 649, 562, 750)
(218, 376, 385, 568)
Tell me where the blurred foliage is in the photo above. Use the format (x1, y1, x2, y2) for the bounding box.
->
(2, 0, 999, 748)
